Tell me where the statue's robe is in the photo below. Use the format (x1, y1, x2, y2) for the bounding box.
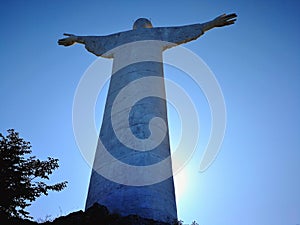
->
(84, 24, 204, 223)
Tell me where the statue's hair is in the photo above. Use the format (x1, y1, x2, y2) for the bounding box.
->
(133, 18, 153, 29)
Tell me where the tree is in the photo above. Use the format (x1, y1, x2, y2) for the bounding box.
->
(0, 129, 67, 219)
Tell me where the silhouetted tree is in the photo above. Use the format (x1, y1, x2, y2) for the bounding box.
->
(0, 129, 67, 219)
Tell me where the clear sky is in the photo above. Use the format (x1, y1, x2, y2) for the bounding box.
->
(1, 1, 300, 224)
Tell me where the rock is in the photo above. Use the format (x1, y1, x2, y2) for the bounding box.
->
(0, 203, 173, 225)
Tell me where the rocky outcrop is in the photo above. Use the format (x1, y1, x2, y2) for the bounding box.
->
(1, 203, 173, 225)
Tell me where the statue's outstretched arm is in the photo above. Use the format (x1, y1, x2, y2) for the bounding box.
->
(58, 33, 113, 57)
(160, 13, 237, 47)
(201, 13, 237, 33)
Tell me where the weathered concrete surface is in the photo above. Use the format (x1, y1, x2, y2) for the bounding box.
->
(81, 19, 206, 223)
(80, 19, 207, 223)
(86, 41, 177, 223)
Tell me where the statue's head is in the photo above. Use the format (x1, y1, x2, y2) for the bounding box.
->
(133, 18, 153, 29)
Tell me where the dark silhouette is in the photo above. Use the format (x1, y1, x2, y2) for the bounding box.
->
(0, 202, 198, 225)
(0, 129, 67, 219)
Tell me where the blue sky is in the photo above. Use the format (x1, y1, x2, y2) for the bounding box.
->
(1, 1, 300, 224)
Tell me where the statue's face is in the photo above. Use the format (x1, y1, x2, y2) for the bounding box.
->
(133, 18, 153, 29)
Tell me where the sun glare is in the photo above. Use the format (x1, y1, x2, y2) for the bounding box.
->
(174, 168, 188, 201)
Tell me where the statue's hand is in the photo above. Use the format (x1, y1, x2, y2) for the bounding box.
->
(212, 13, 237, 27)
(58, 33, 78, 46)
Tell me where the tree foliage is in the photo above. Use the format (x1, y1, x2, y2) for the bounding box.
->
(0, 129, 67, 219)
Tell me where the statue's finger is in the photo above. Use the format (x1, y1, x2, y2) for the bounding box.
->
(222, 14, 235, 21)
(224, 13, 237, 20)
(226, 19, 236, 25)
(220, 13, 226, 17)
(63, 33, 74, 36)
